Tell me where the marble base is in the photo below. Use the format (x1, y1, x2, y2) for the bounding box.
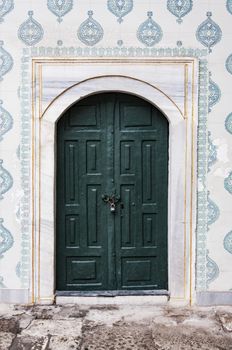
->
(0, 289, 29, 304)
(197, 292, 232, 306)
(56, 295, 168, 305)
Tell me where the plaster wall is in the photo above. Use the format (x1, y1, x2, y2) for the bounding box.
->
(0, 0, 232, 304)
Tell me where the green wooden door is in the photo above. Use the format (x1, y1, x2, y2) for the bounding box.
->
(56, 93, 168, 292)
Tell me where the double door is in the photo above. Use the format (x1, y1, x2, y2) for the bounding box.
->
(56, 93, 168, 292)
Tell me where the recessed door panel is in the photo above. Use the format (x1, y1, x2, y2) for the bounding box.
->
(56, 93, 168, 292)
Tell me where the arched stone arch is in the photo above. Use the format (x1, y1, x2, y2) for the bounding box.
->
(35, 74, 196, 305)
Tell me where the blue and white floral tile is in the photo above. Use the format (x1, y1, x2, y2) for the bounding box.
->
(77, 10, 104, 46)
(224, 230, 232, 255)
(167, 0, 193, 24)
(137, 11, 163, 47)
(0, 218, 21, 289)
(208, 132, 218, 173)
(47, 0, 73, 23)
(18, 11, 44, 46)
(225, 113, 232, 135)
(0, 41, 13, 81)
(107, 0, 133, 23)
(0, 219, 14, 259)
(206, 250, 219, 289)
(0, 0, 14, 23)
(196, 12, 222, 53)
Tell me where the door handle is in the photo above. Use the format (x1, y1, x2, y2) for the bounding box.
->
(102, 193, 120, 213)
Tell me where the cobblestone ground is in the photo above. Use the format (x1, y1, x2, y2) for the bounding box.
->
(0, 303, 232, 349)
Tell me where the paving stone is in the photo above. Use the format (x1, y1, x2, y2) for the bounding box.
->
(81, 323, 154, 350)
(218, 313, 232, 332)
(0, 332, 15, 350)
(10, 335, 48, 350)
(0, 318, 20, 334)
(151, 323, 232, 350)
(48, 335, 82, 349)
(0, 304, 232, 349)
(22, 319, 82, 337)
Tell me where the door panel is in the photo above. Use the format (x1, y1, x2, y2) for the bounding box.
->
(56, 93, 168, 292)
(56, 96, 109, 290)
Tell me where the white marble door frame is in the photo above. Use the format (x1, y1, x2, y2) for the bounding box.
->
(32, 58, 198, 304)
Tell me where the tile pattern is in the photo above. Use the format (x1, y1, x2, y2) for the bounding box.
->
(18, 11, 44, 46)
(0, 219, 14, 259)
(226, 0, 232, 14)
(206, 250, 219, 287)
(0, 276, 6, 288)
(226, 54, 232, 75)
(0, 0, 14, 23)
(207, 192, 220, 229)
(167, 0, 193, 24)
(225, 113, 232, 135)
(224, 231, 232, 254)
(196, 12, 222, 53)
(47, 0, 73, 23)
(0, 0, 231, 295)
(0, 41, 13, 80)
(208, 131, 217, 172)
(137, 12, 163, 47)
(224, 171, 232, 195)
(0, 160, 13, 199)
(208, 72, 221, 113)
(107, 0, 133, 23)
(77, 11, 104, 46)
(15, 261, 21, 278)
(20, 48, 31, 288)
(196, 59, 208, 291)
(0, 100, 13, 141)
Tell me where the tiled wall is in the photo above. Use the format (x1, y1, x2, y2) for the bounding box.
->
(0, 0, 231, 294)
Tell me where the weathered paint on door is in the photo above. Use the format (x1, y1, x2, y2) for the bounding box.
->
(56, 93, 168, 292)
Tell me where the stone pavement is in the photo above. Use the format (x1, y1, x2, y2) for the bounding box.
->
(0, 302, 232, 349)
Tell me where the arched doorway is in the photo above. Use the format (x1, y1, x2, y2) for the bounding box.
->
(56, 92, 169, 293)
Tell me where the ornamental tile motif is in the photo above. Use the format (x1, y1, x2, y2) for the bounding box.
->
(208, 72, 221, 112)
(227, 0, 232, 14)
(0, 159, 13, 199)
(16, 261, 21, 278)
(224, 171, 232, 194)
(137, 12, 163, 47)
(0, 41, 13, 81)
(0, 218, 13, 258)
(77, 11, 104, 46)
(47, 0, 73, 23)
(226, 54, 232, 75)
(0, 276, 6, 288)
(16, 145, 20, 160)
(224, 232, 232, 258)
(18, 11, 44, 46)
(224, 231, 232, 254)
(107, 0, 133, 23)
(208, 131, 217, 172)
(0, 100, 13, 141)
(225, 113, 232, 135)
(206, 250, 219, 287)
(207, 191, 220, 228)
(0, 0, 14, 23)
(167, 0, 193, 24)
(196, 12, 222, 53)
